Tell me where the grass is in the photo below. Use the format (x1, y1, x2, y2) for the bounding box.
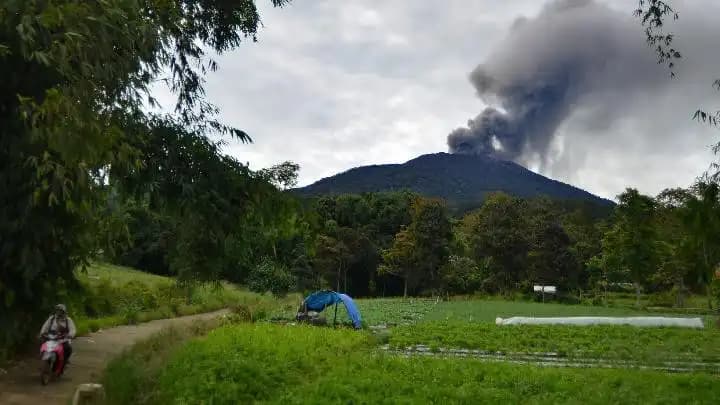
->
(316, 298, 438, 326)
(77, 262, 171, 286)
(279, 355, 719, 405)
(423, 299, 719, 329)
(69, 262, 299, 336)
(102, 319, 223, 405)
(356, 298, 438, 325)
(384, 299, 719, 365)
(102, 295, 720, 403)
(426, 299, 698, 322)
(102, 304, 303, 404)
(112, 323, 720, 404)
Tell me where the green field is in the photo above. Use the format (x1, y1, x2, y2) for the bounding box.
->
(114, 324, 720, 404)
(425, 298, 720, 321)
(389, 321, 720, 363)
(70, 263, 296, 335)
(104, 296, 720, 404)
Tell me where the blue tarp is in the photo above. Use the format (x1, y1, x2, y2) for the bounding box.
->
(302, 290, 362, 329)
(338, 293, 362, 329)
(303, 290, 343, 312)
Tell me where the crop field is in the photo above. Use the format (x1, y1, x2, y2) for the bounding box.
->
(105, 298, 720, 404)
(125, 323, 720, 404)
(388, 322, 720, 365)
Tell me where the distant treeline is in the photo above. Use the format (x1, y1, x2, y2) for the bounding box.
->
(112, 168, 720, 310)
(98, 156, 704, 310)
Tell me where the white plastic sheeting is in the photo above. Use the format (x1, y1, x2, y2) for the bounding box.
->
(495, 316, 704, 328)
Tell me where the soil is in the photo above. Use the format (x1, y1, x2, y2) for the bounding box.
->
(0, 310, 228, 405)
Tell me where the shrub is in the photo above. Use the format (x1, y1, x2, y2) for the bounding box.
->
(122, 305, 141, 325)
(647, 290, 677, 308)
(247, 257, 297, 298)
(439, 256, 483, 295)
(230, 304, 253, 322)
(87, 320, 101, 332)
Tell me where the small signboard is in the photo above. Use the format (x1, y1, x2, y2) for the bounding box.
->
(533, 285, 557, 294)
(533, 285, 557, 302)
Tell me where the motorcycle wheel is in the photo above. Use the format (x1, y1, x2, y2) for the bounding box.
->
(40, 360, 51, 385)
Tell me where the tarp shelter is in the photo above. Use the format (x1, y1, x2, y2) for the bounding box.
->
(301, 290, 362, 329)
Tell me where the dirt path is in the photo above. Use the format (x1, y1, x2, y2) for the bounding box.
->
(0, 309, 228, 405)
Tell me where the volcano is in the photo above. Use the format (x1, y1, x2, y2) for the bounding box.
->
(294, 152, 613, 208)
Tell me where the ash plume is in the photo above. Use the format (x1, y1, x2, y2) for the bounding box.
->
(448, 0, 665, 169)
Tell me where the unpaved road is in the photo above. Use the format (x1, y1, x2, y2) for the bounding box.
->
(0, 310, 228, 405)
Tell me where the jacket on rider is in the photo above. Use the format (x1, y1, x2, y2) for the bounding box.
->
(39, 304, 76, 365)
(39, 314, 77, 338)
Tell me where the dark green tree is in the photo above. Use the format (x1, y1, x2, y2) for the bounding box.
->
(0, 0, 291, 352)
(380, 197, 452, 297)
(462, 193, 530, 293)
(379, 228, 418, 298)
(675, 182, 720, 309)
(439, 255, 483, 295)
(247, 257, 296, 298)
(592, 189, 658, 307)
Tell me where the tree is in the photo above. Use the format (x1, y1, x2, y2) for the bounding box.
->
(593, 189, 658, 307)
(312, 192, 416, 296)
(379, 228, 418, 298)
(675, 182, 720, 309)
(380, 197, 452, 297)
(439, 256, 483, 295)
(112, 202, 173, 275)
(407, 198, 453, 288)
(0, 0, 291, 353)
(258, 161, 301, 190)
(653, 188, 694, 307)
(313, 227, 372, 294)
(462, 193, 530, 292)
(247, 257, 296, 298)
(527, 222, 578, 291)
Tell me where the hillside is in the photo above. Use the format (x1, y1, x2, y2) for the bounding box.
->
(294, 152, 613, 206)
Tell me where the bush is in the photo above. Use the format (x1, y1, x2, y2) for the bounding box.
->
(247, 257, 297, 298)
(647, 290, 677, 308)
(439, 256, 483, 295)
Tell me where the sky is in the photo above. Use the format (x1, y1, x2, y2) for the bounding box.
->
(153, 0, 720, 200)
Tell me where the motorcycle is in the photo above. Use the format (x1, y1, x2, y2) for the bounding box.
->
(39, 333, 68, 385)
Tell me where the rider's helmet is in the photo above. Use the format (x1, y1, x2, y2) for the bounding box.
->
(54, 304, 67, 316)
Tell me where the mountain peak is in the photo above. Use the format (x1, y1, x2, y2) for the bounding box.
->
(295, 153, 612, 207)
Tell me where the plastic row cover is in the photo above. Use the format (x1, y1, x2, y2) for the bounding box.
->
(495, 316, 704, 328)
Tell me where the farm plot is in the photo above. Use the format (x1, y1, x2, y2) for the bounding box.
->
(133, 324, 720, 404)
(383, 299, 720, 373)
(283, 297, 438, 326)
(354, 298, 437, 325)
(423, 299, 717, 322)
(387, 321, 720, 371)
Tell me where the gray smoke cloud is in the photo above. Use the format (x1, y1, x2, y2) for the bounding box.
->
(448, 0, 666, 170)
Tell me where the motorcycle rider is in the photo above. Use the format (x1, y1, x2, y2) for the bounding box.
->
(39, 304, 76, 365)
